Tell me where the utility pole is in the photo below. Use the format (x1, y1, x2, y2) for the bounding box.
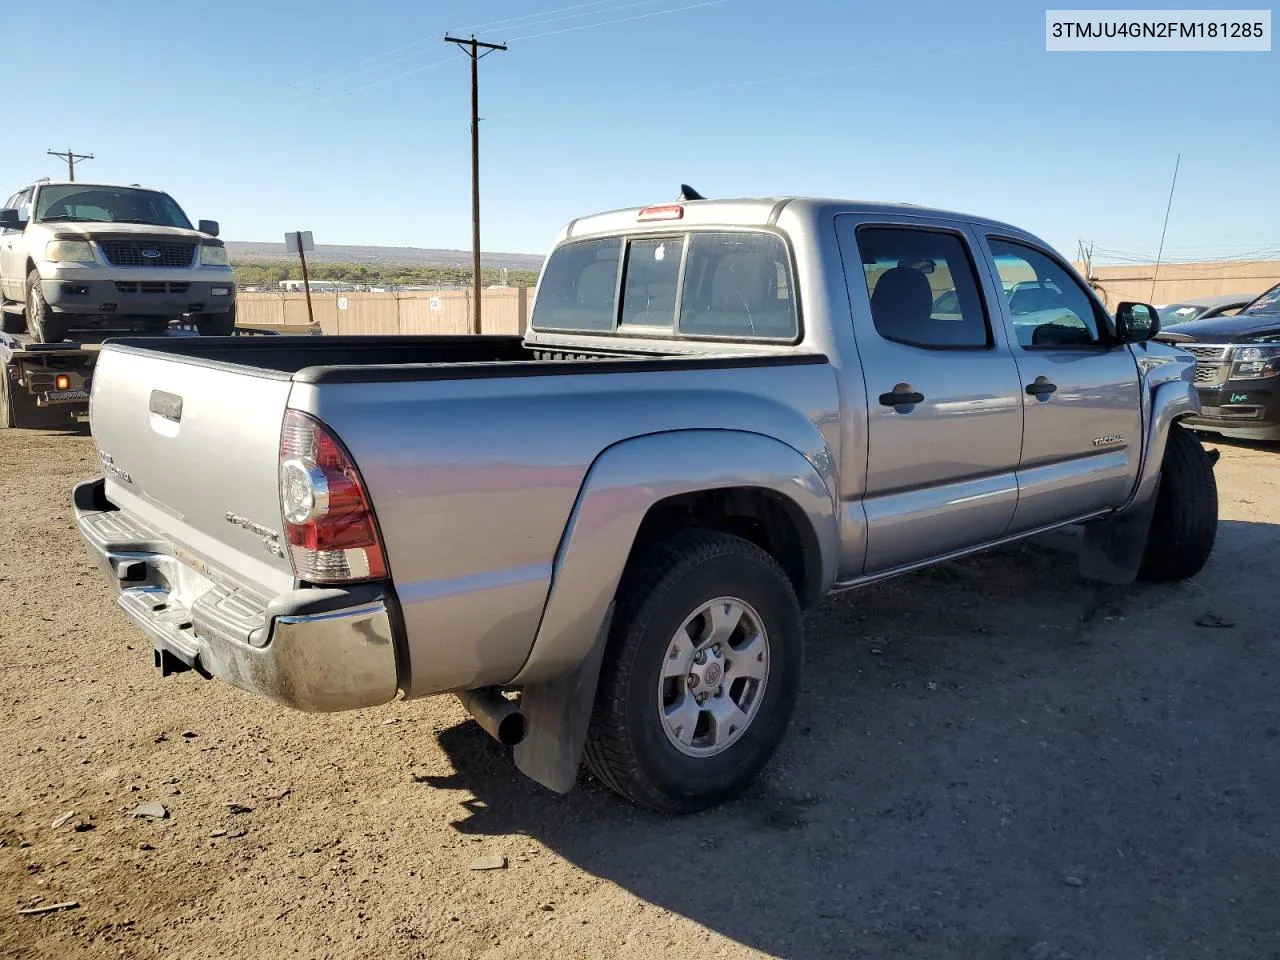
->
(444, 34, 507, 334)
(47, 148, 94, 182)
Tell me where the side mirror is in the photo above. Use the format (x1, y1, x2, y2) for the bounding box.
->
(198, 219, 220, 237)
(0, 208, 21, 229)
(1115, 301, 1160, 343)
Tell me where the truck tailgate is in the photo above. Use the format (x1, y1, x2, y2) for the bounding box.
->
(88, 346, 296, 595)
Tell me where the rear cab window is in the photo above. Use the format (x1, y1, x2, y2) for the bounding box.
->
(531, 230, 798, 341)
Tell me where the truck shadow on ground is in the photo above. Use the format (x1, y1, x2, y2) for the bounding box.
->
(422, 523, 1280, 960)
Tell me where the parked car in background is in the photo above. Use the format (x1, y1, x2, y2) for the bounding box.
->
(1157, 281, 1280, 442)
(1157, 292, 1259, 327)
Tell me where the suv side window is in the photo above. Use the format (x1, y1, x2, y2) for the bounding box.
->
(986, 238, 1107, 348)
(14, 188, 32, 223)
(854, 226, 990, 349)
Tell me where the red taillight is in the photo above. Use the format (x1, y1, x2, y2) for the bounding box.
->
(279, 409, 387, 583)
(637, 204, 684, 222)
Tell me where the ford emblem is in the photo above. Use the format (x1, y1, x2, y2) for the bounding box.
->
(141, 248, 162, 259)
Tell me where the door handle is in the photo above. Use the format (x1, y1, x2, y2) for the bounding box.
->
(1026, 378, 1057, 397)
(878, 386, 925, 408)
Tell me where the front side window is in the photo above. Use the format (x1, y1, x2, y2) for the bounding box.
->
(530, 237, 621, 332)
(14, 189, 32, 222)
(33, 185, 192, 228)
(678, 232, 797, 339)
(855, 226, 990, 349)
(987, 238, 1105, 347)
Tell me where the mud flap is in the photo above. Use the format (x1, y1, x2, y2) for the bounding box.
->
(1078, 482, 1160, 585)
(513, 603, 613, 794)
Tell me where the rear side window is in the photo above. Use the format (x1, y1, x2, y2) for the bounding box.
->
(855, 226, 990, 349)
(679, 232, 797, 339)
(528, 237, 621, 331)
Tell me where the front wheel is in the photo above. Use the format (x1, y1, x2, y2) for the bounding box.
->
(196, 304, 235, 337)
(584, 530, 804, 814)
(1137, 423, 1218, 582)
(26, 271, 69, 343)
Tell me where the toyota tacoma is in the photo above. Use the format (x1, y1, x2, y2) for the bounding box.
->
(72, 192, 1218, 813)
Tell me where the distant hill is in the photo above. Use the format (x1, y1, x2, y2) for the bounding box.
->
(225, 241, 544, 271)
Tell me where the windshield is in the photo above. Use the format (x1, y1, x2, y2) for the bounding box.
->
(33, 185, 192, 228)
(1159, 303, 1204, 325)
(1242, 282, 1280, 316)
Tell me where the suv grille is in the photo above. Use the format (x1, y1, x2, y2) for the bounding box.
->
(1193, 364, 1227, 385)
(99, 240, 195, 268)
(1181, 344, 1230, 362)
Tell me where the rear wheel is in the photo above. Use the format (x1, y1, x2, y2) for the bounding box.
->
(0, 303, 26, 334)
(584, 530, 804, 813)
(1137, 423, 1218, 582)
(26, 270, 69, 343)
(0, 371, 13, 428)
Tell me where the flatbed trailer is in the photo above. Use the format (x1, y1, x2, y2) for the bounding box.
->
(1, 324, 286, 429)
(0, 331, 102, 429)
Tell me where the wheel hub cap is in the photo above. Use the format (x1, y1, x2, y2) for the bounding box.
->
(658, 597, 771, 758)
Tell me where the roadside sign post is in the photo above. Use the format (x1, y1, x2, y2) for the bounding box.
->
(285, 230, 316, 326)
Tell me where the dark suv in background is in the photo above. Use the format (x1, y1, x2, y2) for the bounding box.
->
(1157, 282, 1280, 443)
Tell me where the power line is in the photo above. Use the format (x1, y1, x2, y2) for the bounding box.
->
(1149, 154, 1181, 301)
(508, 0, 731, 41)
(294, 0, 645, 93)
(47, 148, 93, 181)
(443, 35, 509, 335)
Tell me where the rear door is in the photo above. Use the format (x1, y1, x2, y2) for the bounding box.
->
(978, 235, 1143, 532)
(837, 215, 1024, 573)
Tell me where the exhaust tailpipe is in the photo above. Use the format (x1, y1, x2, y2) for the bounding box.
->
(456, 688, 528, 746)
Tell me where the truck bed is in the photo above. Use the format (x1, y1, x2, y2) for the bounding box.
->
(99, 333, 820, 382)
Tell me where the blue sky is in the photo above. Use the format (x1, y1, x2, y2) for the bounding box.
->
(5, 1, 1275, 262)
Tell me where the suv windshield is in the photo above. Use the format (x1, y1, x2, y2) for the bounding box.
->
(33, 185, 192, 229)
(1242, 282, 1280, 316)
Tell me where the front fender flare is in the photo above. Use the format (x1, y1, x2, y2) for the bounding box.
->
(512, 429, 838, 687)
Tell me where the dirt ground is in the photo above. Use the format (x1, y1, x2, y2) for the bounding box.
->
(1, 428, 1277, 960)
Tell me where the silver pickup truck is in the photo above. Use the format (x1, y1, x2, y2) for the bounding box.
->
(74, 193, 1218, 813)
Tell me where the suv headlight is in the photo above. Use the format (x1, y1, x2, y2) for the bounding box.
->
(1231, 345, 1280, 380)
(44, 240, 96, 263)
(200, 244, 230, 266)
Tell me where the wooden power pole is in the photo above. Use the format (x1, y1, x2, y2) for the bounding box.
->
(47, 148, 94, 181)
(444, 34, 507, 334)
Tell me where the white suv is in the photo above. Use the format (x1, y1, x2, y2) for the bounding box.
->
(0, 180, 236, 342)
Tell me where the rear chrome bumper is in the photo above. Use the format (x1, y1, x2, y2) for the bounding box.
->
(73, 478, 400, 712)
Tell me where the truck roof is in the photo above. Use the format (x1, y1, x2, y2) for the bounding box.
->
(24, 180, 169, 193)
(561, 195, 1030, 242)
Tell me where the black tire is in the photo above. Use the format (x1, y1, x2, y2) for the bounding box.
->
(1137, 423, 1218, 582)
(584, 529, 804, 814)
(196, 304, 235, 337)
(26, 270, 69, 343)
(0, 305, 26, 334)
(0, 371, 13, 428)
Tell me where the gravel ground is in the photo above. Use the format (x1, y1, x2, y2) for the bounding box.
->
(0, 428, 1277, 960)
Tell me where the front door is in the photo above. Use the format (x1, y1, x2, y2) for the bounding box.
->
(0, 190, 27, 302)
(838, 217, 1025, 574)
(979, 236, 1143, 532)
